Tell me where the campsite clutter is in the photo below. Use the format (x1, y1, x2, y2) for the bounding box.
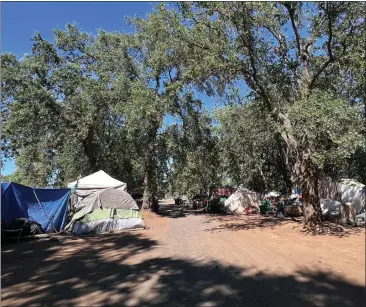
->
(197, 178, 365, 226)
(1, 170, 145, 240)
(224, 186, 260, 215)
(1, 174, 364, 242)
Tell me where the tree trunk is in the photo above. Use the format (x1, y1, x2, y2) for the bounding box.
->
(142, 173, 151, 210)
(274, 133, 293, 194)
(142, 152, 153, 210)
(279, 114, 322, 224)
(293, 148, 322, 224)
(82, 125, 98, 172)
(142, 130, 158, 210)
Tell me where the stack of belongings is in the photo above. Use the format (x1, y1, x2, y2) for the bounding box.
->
(285, 205, 303, 217)
(266, 191, 280, 198)
(244, 206, 259, 215)
(2, 218, 44, 240)
(320, 198, 342, 219)
(285, 194, 303, 217)
(66, 171, 145, 234)
(320, 198, 359, 225)
(224, 186, 261, 214)
(355, 212, 365, 227)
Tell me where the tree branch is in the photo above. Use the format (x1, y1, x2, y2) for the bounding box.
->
(304, 13, 326, 56)
(309, 17, 356, 90)
(284, 3, 302, 58)
(263, 25, 300, 80)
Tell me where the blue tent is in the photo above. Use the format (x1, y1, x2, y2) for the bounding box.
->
(1, 182, 70, 232)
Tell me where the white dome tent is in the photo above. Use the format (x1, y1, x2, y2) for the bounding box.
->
(66, 170, 145, 234)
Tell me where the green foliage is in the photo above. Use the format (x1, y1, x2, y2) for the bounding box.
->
(166, 97, 220, 197)
(215, 103, 292, 193)
(1, 2, 365, 200)
(168, 1, 366, 193)
(2, 28, 151, 187)
(288, 91, 364, 170)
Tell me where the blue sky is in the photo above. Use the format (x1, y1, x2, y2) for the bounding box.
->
(2, 1, 159, 176)
(2, 2, 157, 57)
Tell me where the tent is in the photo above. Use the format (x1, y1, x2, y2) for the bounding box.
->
(224, 186, 261, 214)
(66, 171, 145, 234)
(66, 189, 145, 234)
(1, 182, 70, 232)
(68, 170, 127, 191)
(68, 170, 127, 210)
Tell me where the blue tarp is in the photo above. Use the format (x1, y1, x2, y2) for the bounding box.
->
(1, 182, 70, 232)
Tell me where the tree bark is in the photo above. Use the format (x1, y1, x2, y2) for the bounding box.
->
(82, 125, 98, 172)
(142, 149, 153, 210)
(141, 119, 160, 210)
(293, 147, 323, 223)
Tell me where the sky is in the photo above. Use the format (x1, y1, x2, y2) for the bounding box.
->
(2, 1, 157, 57)
(1, 1, 220, 176)
(1, 1, 160, 176)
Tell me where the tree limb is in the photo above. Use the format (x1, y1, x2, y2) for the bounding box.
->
(309, 19, 357, 90)
(284, 2, 302, 58)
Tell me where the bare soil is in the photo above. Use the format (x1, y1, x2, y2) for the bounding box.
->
(1, 200, 365, 306)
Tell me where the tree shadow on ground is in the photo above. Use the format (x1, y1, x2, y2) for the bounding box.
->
(203, 215, 299, 231)
(2, 232, 364, 307)
(157, 203, 187, 218)
(157, 203, 209, 219)
(203, 215, 364, 237)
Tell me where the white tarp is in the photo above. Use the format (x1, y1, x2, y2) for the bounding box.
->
(68, 170, 127, 208)
(266, 191, 280, 198)
(68, 170, 127, 191)
(319, 178, 365, 214)
(320, 199, 342, 215)
(224, 186, 261, 214)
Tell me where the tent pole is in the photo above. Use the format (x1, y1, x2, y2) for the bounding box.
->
(33, 189, 58, 234)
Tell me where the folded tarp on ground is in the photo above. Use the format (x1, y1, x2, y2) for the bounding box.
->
(1, 182, 70, 232)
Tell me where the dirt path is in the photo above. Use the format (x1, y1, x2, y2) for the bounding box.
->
(1, 202, 365, 306)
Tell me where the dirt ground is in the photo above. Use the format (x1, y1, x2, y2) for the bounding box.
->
(1, 200, 365, 306)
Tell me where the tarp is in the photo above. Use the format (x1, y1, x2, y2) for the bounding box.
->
(72, 188, 139, 220)
(72, 213, 145, 235)
(1, 182, 70, 232)
(224, 186, 261, 214)
(68, 170, 126, 190)
(320, 199, 342, 215)
(68, 171, 127, 206)
(266, 191, 280, 198)
(319, 178, 365, 214)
